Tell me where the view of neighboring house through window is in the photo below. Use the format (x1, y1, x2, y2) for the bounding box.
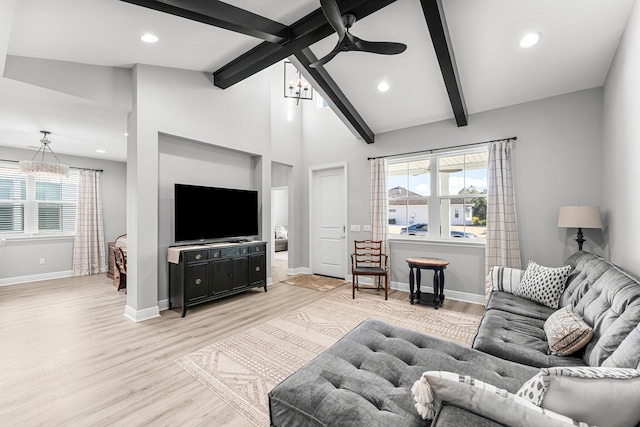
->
(388, 148, 488, 241)
(0, 162, 78, 236)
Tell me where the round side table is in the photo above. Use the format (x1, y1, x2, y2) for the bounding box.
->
(406, 257, 449, 309)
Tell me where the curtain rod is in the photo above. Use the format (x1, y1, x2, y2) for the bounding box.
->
(0, 158, 103, 173)
(366, 136, 518, 161)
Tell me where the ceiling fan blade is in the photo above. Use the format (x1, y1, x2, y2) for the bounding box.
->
(309, 46, 342, 68)
(320, 0, 346, 40)
(353, 38, 407, 55)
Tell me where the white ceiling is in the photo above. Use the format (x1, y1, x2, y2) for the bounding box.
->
(0, 0, 634, 162)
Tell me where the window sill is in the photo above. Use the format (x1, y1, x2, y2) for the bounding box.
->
(389, 236, 486, 249)
(1, 234, 75, 243)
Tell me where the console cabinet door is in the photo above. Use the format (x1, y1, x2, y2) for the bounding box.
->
(210, 259, 231, 295)
(187, 263, 209, 302)
(230, 257, 249, 290)
(250, 253, 266, 285)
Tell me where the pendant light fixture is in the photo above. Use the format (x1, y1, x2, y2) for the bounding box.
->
(284, 61, 313, 105)
(19, 131, 69, 177)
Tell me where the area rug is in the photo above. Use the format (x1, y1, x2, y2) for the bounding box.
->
(281, 273, 349, 292)
(176, 288, 481, 426)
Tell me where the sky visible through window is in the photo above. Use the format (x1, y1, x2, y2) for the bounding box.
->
(388, 168, 487, 195)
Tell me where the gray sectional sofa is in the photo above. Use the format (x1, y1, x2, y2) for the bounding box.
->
(268, 252, 640, 426)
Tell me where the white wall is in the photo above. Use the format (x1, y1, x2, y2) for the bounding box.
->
(157, 134, 257, 303)
(300, 88, 604, 299)
(125, 63, 277, 320)
(272, 189, 288, 228)
(0, 146, 126, 284)
(603, 0, 640, 278)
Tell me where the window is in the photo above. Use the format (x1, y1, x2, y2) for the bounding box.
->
(0, 162, 78, 236)
(388, 148, 488, 241)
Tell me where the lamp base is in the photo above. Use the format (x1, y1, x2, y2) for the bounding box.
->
(575, 227, 585, 251)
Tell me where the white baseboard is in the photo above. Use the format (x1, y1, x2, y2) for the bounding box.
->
(158, 299, 170, 311)
(124, 304, 161, 322)
(389, 281, 485, 305)
(0, 270, 73, 287)
(347, 275, 484, 306)
(288, 267, 311, 276)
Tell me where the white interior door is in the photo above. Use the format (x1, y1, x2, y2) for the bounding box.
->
(310, 165, 347, 278)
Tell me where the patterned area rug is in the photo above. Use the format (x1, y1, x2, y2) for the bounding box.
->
(176, 288, 481, 426)
(281, 273, 349, 292)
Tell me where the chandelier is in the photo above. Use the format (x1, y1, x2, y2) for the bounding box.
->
(284, 61, 313, 105)
(19, 131, 69, 177)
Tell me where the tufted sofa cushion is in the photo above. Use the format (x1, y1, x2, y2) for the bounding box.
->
(473, 309, 586, 368)
(269, 319, 538, 427)
(475, 252, 640, 369)
(560, 252, 640, 366)
(487, 291, 557, 321)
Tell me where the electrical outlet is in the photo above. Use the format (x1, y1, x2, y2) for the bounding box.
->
(350, 225, 361, 232)
(363, 225, 371, 231)
(39, 258, 45, 265)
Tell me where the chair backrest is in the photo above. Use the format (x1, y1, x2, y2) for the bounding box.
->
(353, 240, 384, 268)
(113, 247, 126, 274)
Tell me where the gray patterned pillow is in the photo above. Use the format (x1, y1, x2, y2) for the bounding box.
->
(517, 367, 640, 427)
(543, 305, 593, 356)
(515, 261, 571, 308)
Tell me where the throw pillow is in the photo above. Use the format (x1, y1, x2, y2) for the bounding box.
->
(516, 366, 640, 427)
(411, 371, 592, 427)
(490, 266, 526, 294)
(543, 305, 593, 356)
(515, 261, 571, 308)
(274, 225, 288, 239)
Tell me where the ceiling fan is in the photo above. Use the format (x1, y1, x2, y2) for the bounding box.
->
(310, 0, 407, 68)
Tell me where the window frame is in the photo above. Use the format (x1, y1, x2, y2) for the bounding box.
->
(388, 146, 488, 245)
(0, 162, 78, 239)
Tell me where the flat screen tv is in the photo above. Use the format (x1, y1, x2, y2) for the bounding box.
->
(174, 184, 259, 244)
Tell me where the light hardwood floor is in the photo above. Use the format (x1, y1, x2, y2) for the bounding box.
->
(0, 256, 484, 426)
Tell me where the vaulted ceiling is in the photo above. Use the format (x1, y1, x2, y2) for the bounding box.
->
(0, 0, 634, 161)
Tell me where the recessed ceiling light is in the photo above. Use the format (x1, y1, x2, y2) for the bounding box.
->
(124, 133, 128, 137)
(96, 149, 106, 154)
(519, 32, 541, 48)
(141, 33, 159, 43)
(377, 81, 390, 92)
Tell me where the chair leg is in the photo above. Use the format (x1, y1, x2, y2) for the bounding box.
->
(352, 274, 356, 299)
(384, 274, 388, 300)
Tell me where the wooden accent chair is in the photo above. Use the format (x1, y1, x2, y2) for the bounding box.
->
(113, 246, 127, 293)
(351, 240, 388, 300)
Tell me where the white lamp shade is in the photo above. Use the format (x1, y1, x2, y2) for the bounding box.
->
(557, 206, 603, 229)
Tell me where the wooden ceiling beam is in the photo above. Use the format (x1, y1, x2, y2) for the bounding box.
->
(213, 0, 397, 89)
(119, 0, 290, 43)
(293, 49, 374, 144)
(420, 0, 468, 127)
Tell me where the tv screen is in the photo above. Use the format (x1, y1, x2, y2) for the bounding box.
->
(174, 184, 259, 243)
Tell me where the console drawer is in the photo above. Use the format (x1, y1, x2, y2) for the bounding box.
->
(221, 247, 240, 257)
(186, 250, 209, 262)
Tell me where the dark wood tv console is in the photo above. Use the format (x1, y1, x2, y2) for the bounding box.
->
(168, 241, 267, 317)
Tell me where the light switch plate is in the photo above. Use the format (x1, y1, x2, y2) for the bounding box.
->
(363, 225, 371, 231)
(350, 225, 361, 232)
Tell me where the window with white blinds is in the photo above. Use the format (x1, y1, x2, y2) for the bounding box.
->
(0, 162, 78, 236)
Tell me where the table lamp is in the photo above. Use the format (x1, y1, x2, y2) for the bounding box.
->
(557, 206, 603, 251)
